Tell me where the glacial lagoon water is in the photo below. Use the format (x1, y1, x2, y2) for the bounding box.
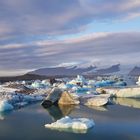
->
(0, 99, 140, 140)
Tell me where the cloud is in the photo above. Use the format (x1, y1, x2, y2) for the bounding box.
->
(0, 0, 140, 76)
(0, 31, 140, 76)
(0, 0, 140, 39)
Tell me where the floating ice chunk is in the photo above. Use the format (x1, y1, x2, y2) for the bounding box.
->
(23, 95, 35, 102)
(88, 80, 96, 86)
(22, 81, 26, 85)
(95, 80, 114, 88)
(31, 81, 45, 89)
(85, 97, 108, 107)
(71, 85, 89, 93)
(97, 87, 140, 98)
(11, 95, 20, 102)
(0, 85, 17, 92)
(68, 75, 87, 86)
(15, 102, 28, 107)
(58, 83, 68, 90)
(0, 100, 14, 112)
(76, 75, 86, 84)
(136, 76, 140, 85)
(113, 81, 127, 87)
(76, 87, 89, 93)
(23, 95, 44, 102)
(45, 116, 94, 133)
(41, 80, 50, 85)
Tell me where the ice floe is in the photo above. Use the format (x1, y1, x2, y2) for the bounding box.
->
(0, 100, 14, 112)
(96, 86, 140, 98)
(68, 75, 87, 86)
(0, 74, 138, 113)
(136, 76, 140, 85)
(45, 116, 94, 133)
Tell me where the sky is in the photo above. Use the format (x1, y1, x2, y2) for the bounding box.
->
(0, 0, 140, 76)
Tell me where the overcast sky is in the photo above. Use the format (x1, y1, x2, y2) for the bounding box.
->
(0, 0, 140, 76)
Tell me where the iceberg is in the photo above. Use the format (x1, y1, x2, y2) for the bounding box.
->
(0, 100, 14, 112)
(113, 81, 127, 87)
(76, 75, 86, 84)
(14, 102, 28, 107)
(71, 85, 89, 93)
(96, 87, 140, 98)
(23, 95, 44, 102)
(95, 80, 113, 88)
(0, 85, 17, 93)
(58, 83, 68, 90)
(41, 80, 50, 86)
(136, 76, 140, 85)
(31, 80, 46, 89)
(68, 75, 87, 86)
(84, 97, 108, 107)
(45, 116, 94, 133)
(58, 91, 80, 105)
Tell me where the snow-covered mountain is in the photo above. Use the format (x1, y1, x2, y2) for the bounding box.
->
(27, 63, 140, 76)
(28, 64, 137, 76)
(86, 64, 120, 75)
(28, 66, 95, 76)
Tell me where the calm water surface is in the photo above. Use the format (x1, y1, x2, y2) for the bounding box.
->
(0, 98, 140, 140)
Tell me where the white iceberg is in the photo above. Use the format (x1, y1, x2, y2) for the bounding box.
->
(41, 80, 50, 86)
(76, 75, 86, 84)
(79, 94, 109, 107)
(45, 116, 94, 133)
(97, 87, 140, 98)
(68, 75, 87, 86)
(84, 97, 109, 107)
(136, 76, 140, 85)
(0, 100, 14, 112)
(31, 80, 46, 89)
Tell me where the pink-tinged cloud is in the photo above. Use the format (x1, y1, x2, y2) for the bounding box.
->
(0, 0, 140, 38)
(0, 32, 140, 76)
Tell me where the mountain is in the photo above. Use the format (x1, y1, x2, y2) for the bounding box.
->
(28, 64, 122, 76)
(1, 65, 140, 82)
(87, 64, 121, 75)
(28, 66, 95, 76)
(129, 66, 140, 76)
(28, 64, 140, 76)
(0, 74, 48, 83)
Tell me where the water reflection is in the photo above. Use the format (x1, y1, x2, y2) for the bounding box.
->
(114, 98, 140, 109)
(42, 104, 75, 121)
(43, 104, 93, 134)
(0, 113, 5, 120)
(46, 126, 90, 134)
(0, 111, 11, 120)
(86, 105, 108, 111)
